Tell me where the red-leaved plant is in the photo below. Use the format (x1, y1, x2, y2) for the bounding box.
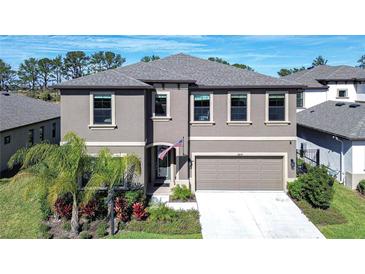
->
(54, 198, 72, 219)
(132, 202, 147, 221)
(114, 196, 130, 222)
(80, 200, 98, 219)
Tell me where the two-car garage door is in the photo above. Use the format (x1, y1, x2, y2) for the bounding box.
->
(195, 156, 284, 191)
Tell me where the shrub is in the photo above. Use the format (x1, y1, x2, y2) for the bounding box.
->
(302, 166, 334, 209)
(125, 190, 144, 206)
(80, 200, 98, 220)
(132, 202, 147, 221)
(82, 221, 90, 231)
(79, 231, 92, 239)
(171, 185, 193, 202)
(62, 221, 71, 231)
(287, 179, 304, 201)
(39, 223, 52, 239)
(54, 197, 72, 219)
(147, 204, 178, 222)
(96, 221, 108, 238)
(357, 180, 365, 195)
(126, 209, 201, 235)
(114, 196, 130, 222)
(39, 193, 52, 220)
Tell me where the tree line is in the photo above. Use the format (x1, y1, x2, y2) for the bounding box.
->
(0, 53, 161, 91)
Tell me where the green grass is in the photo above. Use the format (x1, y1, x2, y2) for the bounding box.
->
(110, 231, 202, 239)
(0, 177, 43, 239)
(297, 182, 365, 238)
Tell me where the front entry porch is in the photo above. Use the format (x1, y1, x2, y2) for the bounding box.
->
(147, 144, 177, 196)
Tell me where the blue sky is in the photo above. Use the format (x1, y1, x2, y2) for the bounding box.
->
(0, 35, 364, 76)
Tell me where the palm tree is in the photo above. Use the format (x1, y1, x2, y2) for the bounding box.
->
(8, 132, 91, 236)
(83, 148, 141, 234)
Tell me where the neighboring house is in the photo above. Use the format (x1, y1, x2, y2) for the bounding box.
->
(54, 53, 304, 194)
(282, 65, 365, 111)
(297, 101, 365, 189)
(0, 93, 61, 176)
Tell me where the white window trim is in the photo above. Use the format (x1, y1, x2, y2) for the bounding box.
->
(89, 91, 116, 129)
(190, 92, 215, 125)
(227, 91, 252, 125)
(337, 88, 349, 99)
(265, 91, 290, 125)
(151, 91, 171, 121)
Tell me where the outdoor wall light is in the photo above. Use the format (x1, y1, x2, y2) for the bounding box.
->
(290, 159, 295, 170)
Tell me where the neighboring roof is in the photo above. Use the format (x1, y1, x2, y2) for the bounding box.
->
(55, 53, 304, 89)
(53, 69, 152, 89)
(0, 93, 60, 132)
(282, 65, 365, 89)
(297, 101, 365, 140)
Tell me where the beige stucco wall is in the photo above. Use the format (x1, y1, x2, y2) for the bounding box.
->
(0, 118, 60, 174)
(60, 89, 146, 143)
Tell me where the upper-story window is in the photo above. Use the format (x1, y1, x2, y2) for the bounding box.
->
(28, 129, 34, 147)
(192, 93, 213, 122)
(89, 92, 116, 128)
(152, 91, 170, 119)
(337, 89, 348, 98)
(52, 122, 56, 138)
(266, 92, 289, 123)
(39, 126, 45, 141)
(297, 91, 304, 108)
(227, 92, 250, 122)
(4, 135, 11, 145)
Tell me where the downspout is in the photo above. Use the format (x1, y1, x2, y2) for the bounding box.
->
(333, 136, 344, 184)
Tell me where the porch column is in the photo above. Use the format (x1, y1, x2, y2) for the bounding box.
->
(151, 146, 156, 182)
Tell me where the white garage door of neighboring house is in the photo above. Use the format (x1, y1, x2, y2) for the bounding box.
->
(195, 156, 284, 191)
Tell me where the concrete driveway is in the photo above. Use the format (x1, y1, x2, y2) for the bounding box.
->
(196, 191, 324, 239)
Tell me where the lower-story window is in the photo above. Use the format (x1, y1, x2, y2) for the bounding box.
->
(28, 129, 34, 147)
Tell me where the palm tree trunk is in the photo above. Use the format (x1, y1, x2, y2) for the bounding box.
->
(70, 194, 79, 236)
(107, 188, 115, 235)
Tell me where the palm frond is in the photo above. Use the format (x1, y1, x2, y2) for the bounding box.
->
(7, 147, 28, 169)
(82, 173, 108, 204)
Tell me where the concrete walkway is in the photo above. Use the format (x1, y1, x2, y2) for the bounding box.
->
(196, 191, 325, 239)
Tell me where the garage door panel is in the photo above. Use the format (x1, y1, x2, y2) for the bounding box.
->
(196, 156, 283, 191)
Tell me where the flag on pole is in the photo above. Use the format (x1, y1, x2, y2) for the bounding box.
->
(158, 138, 184, 160)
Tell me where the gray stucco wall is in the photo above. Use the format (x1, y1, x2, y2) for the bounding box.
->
(297, 125, 352, 184)
(0, 118, 60, 174)
(61, 89, 146, 143)
(190, 89, 297, 137)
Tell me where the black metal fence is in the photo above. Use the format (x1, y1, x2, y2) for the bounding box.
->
(296, 147, 320, 175)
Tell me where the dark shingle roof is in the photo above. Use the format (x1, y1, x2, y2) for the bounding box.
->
(55, 53, 303, 89)
(282, 65, 365, 88)
(0, 93, 60, 132)
(53, 69, 152, 89)
(297, 101, 365, 140)
(131, 53, 303, 88)
(117, 61, 196, 83)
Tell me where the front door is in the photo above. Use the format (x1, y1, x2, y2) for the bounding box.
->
(156, 146, 170, 180)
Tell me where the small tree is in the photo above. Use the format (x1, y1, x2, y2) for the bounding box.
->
(232, 63, 254, 71)
(0, 59, 15, 91)
(83, 149, 141, 234)
(8, 132, 91, 236)
(312, 55, 328, 66)
(357, 55, 365, 69)
(38, 58, 55, 89)
(208, 57, 230, 65)
(63, 51, 89, 79)
(18, 58, 39, 90)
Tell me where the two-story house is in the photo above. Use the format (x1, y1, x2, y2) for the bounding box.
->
(55, 53, 304, 195)
(282, 65, 365, 111)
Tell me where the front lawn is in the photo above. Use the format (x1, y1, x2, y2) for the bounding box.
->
(0, 178, 43, 239)
(296, 182, 365, 238)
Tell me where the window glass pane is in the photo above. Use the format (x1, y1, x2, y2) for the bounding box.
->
(4, 136, 11, 145)
(52, 123, 56, 138)
(231, 94, 247, 121)
(93, 94, 112, 124)
(269, 93, 285, 121)
(40, 126, 44, 141)
(194, 94, 210, 121)
(28, 129, 34, 146)
(338, 90, 346, 97)
(155, 94, 167, 116)
(297, 92, 303, 108)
